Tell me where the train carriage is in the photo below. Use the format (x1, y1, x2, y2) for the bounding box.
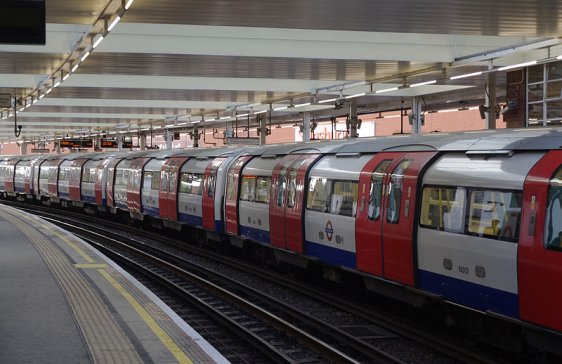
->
(13, 155, 44, 198)
(0, 156, 20, 196)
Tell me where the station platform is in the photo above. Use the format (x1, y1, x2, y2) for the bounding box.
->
(0, 204, 228, 364)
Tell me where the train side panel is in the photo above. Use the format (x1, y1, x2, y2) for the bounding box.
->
(141, 159, 163, 217)
(519, 150, 562, 331)
(417, 152, 543, 318)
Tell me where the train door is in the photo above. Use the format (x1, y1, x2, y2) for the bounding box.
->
(202, 157, 226, 232)
(69, 158, 88, 201)
(48, 159, 64, 197)
(159, 156, 189, 221)
(355, 152, 403, 276)
(127, 157, 151, 213)
(105, 157, 123, 208)
(225, 155, 253, 236)
(270, 155, 302, 249)
(519, 150, 562, 331)
(377, 152, 437, 286)
(4, 160, 18, 193)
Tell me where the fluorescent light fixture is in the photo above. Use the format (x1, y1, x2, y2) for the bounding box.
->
(498, 60, 537, 71)
(45, 88, 52, 94)
(375, 87, 399, 94)
(410, 80, 437, 88)
(71, 63, 79, 72)
(344, 92, 365, 99)
(191, 120, 200, 124)
(19, 107, 24, 112)
(294, 102, 311, 107)
(62, 73, 70, 81)
(254, 110, 268, 115)
(92, 34, 104, 49)
(220, 116, 231, 120)
(557, 55, 562, 60)
(236, 113, 249, 117)
(108, 16, 121, 32)
(53, 80, 61, 88)
(318, 98, 338, 104)
(450, 71, 483, 80)
(39, 93, 45, 99)
(273, 106, 288, 111)
(125, 0, 134, 9)
(80, 52, 90, 62)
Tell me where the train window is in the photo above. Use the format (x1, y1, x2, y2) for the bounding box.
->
(240, 176, 256, 202)
(58, 168, 68, 181)
(179, 173, 203, 195)
(255, 176, 271, 204)
(226, 173, 235, 200)
(151, 172, 161, 190)
(468, 189, 522, 242)
(307, 177, 332, 213)
(115, 169, 123, 186)
(277, 175, 286, 206)
(191, 174, 203, 195)
(207, 170, 216, 197)
(331, 180, 358, 217)
(82, 168, 90, 183)
(387, 160, 412, 224)
(545, 166, 562, 250)
(368, 159, 393, 220)
(287, 171, 298, 208)
(420, 186, 466, 232)
(143, 172, 152, 189)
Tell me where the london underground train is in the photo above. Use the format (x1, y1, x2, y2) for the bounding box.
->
(2, 128, 562, 348)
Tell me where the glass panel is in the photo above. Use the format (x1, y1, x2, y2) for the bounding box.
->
(306, 177, 332, 212)
(143, 172, 152, 190)
(240, 176, 256, 202)
(82, 168, 90, 183)
(151, 172, 160, 190)
(331, 180, 358, 217)
(226, 173, 235, 200)
(545, 166, 562, 250)
(207, 170, 216, 197)
(546, 99, 562, 123)
(528, 83, 543, 102)
(179, 173, 190, 194)
(287, 171, 297, 208)
(191, 174, 203, 195)
(528, 102, 544, 124)
(546, 80, 562, 99)
(255, 176, 271, 204)
(368, 159, 393, 220)
(277, 175, 286, 206)
(468, 189, 522, 241)
(528, 64, 544, 84)
(420, 186, 466, 233)
(387, 160, 412, 224)
(548, 62, 562, 81)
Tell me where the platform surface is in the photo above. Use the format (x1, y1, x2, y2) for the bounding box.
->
(0, 204, 228, 363)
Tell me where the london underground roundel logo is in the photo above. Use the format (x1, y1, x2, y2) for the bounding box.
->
(325, 220, 333, 241)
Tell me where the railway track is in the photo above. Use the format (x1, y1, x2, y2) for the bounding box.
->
(5, 201, 503, 363)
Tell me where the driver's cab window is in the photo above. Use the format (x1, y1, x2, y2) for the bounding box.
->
(545, 166, 562, 250)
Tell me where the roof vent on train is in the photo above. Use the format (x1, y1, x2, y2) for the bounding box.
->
(465, 150, 514, 159)
(335, 152, 361, 158)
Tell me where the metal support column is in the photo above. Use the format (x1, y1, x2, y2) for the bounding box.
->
(165, 129, 173, 150)
(485, 64, 497, 130)
(19, 142, 26, 155)
(411, 96, 423, 135)
(117, 132, 122, 151)
(192, 124, 199, 148)
(259, 113, 268, 145)
(139, 132, 146, 150)
(302, 112, 311, 142)
(348, 99, 359, 138)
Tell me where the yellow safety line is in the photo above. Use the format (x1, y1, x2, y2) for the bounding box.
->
(75, 263, 108, 269)
(98, 269, 193, 364)
(6, 206, 193, 363)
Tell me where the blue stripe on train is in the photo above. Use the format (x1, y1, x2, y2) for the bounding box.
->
(81, 195, 96, 203)
(59, 191, 69, 198)
(417, 269, 519, 318)
(214, 220, 222, 234)
(239, 225, 270, 244)
(115, 201, 128, 210)
(143, 206, 160, 217)
(304, 241, 356, 269)
(178, 213, 203, 227)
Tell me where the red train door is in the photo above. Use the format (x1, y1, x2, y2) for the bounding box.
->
(225, 155, 253, 235)
(127, 157, 151, 213)
(48, 160, 64, 197)
(285, 154, 320, 254)
(69, 158, 88, 201)
(519, 150, 562, 332)
(378, 151, 437, 286)
(104, 158, 123, 208)
(202, 157, 226, 232)
(270, 154, 302, 249)
(159, 157, 189, 221)
(5, 160, 18, 193)
(355, 152, 403, 276)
